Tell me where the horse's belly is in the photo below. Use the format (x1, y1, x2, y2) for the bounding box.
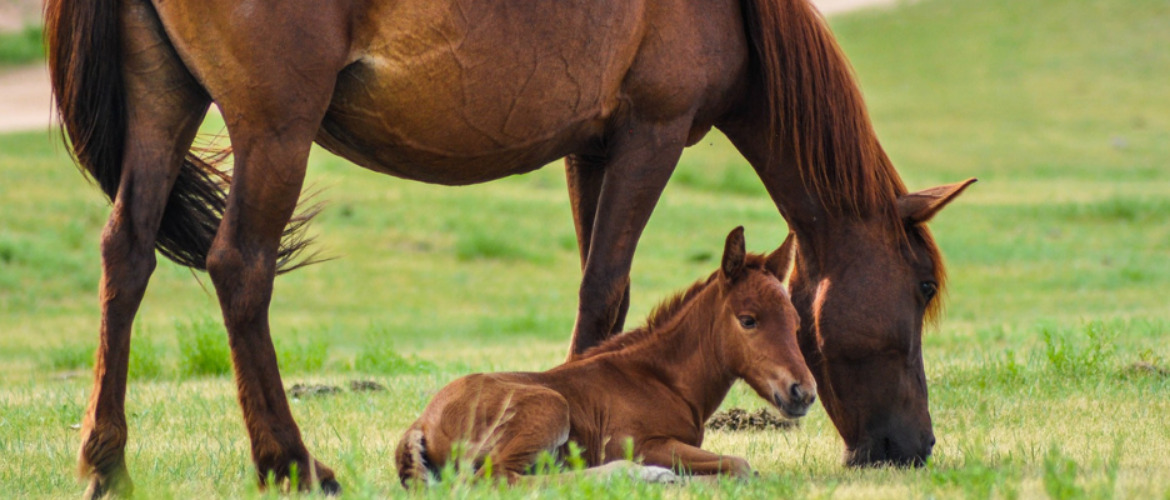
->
(318, 0, 644, 184)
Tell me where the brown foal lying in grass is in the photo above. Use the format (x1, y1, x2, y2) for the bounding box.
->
(395, 227, 816, 485)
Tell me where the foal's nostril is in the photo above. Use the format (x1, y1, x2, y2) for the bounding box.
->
(788, 383, 815, 406)
(789, 383, 803, 401)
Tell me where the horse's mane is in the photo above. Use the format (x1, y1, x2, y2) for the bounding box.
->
(742, 0, 946, 321)
(581, 255, 771, 358)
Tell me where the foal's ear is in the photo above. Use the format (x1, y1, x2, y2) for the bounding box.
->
(897, 178, 977, 224)
(721, 226, 747, 282)
(765, 231, 798, 284)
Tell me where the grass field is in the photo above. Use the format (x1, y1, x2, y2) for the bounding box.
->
(2, 0, 1169, 497)
(0, 25, 43, 66)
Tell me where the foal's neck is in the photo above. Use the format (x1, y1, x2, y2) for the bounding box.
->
(618, 285, 738, 422)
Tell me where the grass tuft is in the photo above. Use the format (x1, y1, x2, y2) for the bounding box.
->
(1041, 321, 1117, 377)
(351, 337, 436, 375)
(128, 337, 166, 380)
(1043, 447, 1084, 500)
(176, 316, 232, 377)
(454, 229, 549, 264)
(274, 335, 329, 373)
(43, 344, 92, 372)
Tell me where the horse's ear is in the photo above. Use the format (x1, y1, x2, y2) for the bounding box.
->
(721, 226, 747, 282)
(898, 178, 977, 224)
(765, 231, 798, 284)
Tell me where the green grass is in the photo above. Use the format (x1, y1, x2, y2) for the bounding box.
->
(3, 0, 1170, 497)
(0, 25, 44, 66)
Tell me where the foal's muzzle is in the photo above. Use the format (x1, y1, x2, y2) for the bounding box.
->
(774, 383, 816, 418)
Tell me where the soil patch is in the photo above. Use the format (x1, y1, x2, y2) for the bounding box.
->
(289, 384, 342, 399)
(288, 379, 388, 399)
(707, 408, 798, 431)
(349, 379, 387, 392)
(1126, 361, 1170, 378)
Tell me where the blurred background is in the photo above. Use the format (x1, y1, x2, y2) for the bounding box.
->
(1, 0, 1168, 497)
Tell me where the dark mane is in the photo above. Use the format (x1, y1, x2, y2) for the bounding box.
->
(744, 0, 907, 220)
(743, 0, 947, 310)
(581, 255, 773, 358)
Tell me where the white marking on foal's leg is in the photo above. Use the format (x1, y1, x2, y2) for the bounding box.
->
(587, 460, 678, 483)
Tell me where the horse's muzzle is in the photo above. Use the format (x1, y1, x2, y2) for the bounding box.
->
(845, 432, 935, 468)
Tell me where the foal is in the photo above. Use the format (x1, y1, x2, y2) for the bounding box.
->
(395, 227, 816, 485)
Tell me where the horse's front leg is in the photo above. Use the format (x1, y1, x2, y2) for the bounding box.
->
(566, 118, 692, 357)
(564, 154, 630, 341)
(78, 2, 210, 497)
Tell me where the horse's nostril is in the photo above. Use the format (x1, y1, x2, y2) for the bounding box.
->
(789, 383, 803, 401)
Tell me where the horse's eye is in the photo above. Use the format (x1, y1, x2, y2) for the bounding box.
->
(919, 281, 938, 302)
(738, 315, 757, 329)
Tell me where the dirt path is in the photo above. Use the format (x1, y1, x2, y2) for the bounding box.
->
(0, 64, 54, 133)
(815, 0, 898, 14)
(0, 0, 900, 134)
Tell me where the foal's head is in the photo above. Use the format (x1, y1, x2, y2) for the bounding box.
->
(715, 227, 816, 418)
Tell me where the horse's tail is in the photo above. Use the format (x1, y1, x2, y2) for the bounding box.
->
(739, 0, 904, 216)
(45, 0, 315, 273)
(394, 428, 431, 488)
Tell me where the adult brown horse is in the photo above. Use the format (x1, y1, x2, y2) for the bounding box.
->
(46, 0, 974, 495)
(396, 228, 815, 485)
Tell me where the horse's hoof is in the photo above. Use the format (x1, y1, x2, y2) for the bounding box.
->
(320, 477, 342, 495)
(82, 468, 133, 499)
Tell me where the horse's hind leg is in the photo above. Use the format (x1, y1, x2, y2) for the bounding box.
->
(77, 3, 210, 498)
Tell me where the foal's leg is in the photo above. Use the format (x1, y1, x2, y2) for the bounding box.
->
(480, 388, 571, 483)
(78, 2, 209, 498)
(565, 119, 692, 356)
(639, 439, 753, 477)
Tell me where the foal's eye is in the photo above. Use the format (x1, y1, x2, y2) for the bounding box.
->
(919, 281, 938, 302)
(738, 315, 758, 329)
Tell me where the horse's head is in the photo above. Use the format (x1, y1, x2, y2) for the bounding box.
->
(789, 179, 975, 467)
(717, 227, 816, 419)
